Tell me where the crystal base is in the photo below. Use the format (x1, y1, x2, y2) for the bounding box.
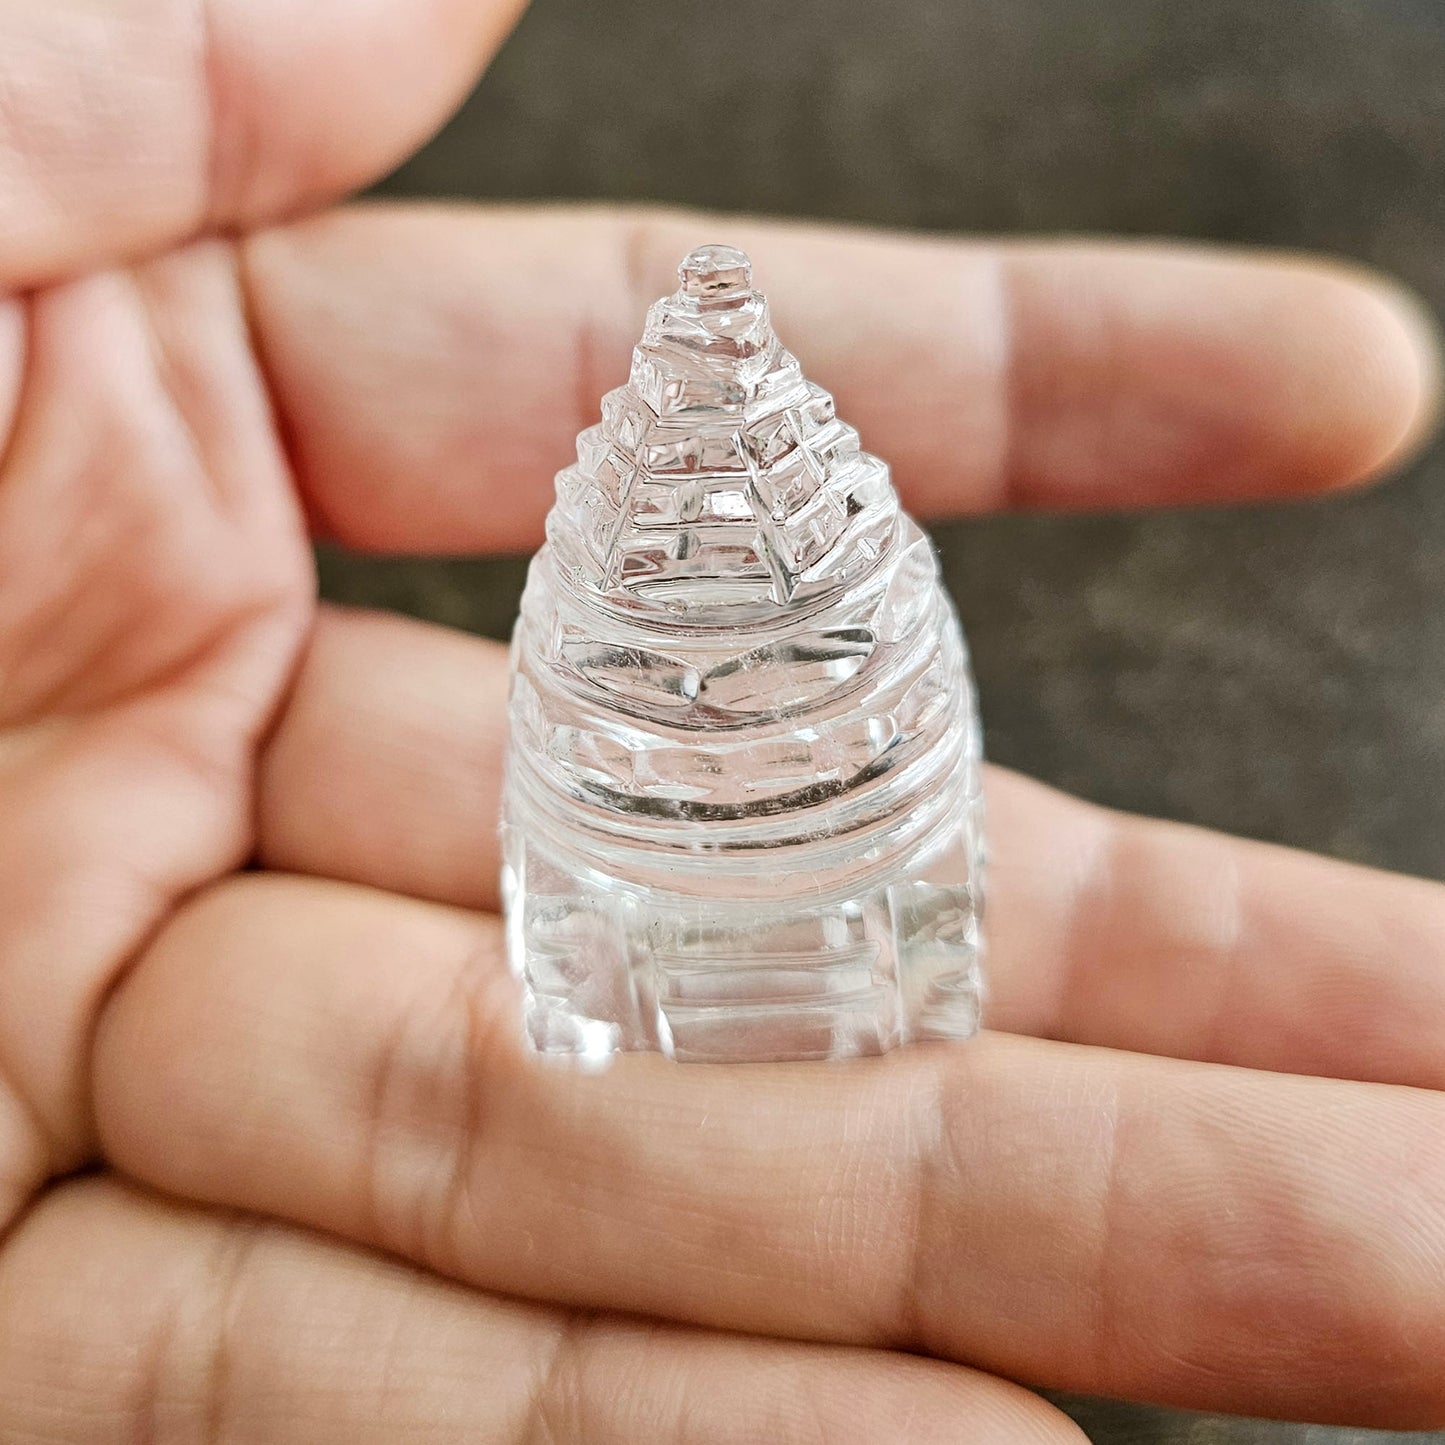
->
(505, 829, 982, 1064)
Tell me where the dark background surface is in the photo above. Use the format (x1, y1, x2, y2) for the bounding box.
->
(331, 1, 1445, 1438)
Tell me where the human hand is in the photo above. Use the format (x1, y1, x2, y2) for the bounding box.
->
(1, 1, 1442, 1438)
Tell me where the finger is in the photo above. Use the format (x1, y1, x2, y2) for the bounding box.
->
(0, 0, 526, 291)
(259, 607, 509, 912)
(0, 1177, 1071, 1445)
(95, 875, 1445, 1428)
(260, 605, 1445, 1090)
(982, 766, 1445, 1089)
(240, 203, 1440, 547)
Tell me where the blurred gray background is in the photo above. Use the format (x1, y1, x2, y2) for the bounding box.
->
(336, 0, 1445, 1439)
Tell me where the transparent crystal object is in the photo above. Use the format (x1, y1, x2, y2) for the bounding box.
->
(501, 245, 984, 1064)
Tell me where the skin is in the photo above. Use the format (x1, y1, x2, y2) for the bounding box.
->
(0, 1, 1443, 1438)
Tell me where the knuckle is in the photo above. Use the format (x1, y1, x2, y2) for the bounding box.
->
(358, 927, 518, 1276)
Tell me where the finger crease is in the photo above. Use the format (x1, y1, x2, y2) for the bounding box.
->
(191, 0, 223, 233)
(435, 965, 486, 1273)
(234, 235, 337, 542)
(1196, 845, 1249, 1068)
(992, 253, 1022, 511)
(895, 1059, 951, 1353)
(437, 945, 515, 1278)
(361, 983, 416, 1253)
(0, 1047, 54, 1240)
(133, 1211, 261, 1445)
(198, 1215, 261, 1445)
(522, 1311, 594, 1445)
(0, 293, 34, 491)
(1054, 808, 1128, 1044)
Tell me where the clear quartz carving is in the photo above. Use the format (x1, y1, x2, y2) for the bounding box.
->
(501, 245, 984, 1064)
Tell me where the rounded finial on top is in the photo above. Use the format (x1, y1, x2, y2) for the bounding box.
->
(678, 244, 754, 302)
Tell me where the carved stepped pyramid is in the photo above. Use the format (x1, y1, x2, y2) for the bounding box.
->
(502, 245, 984, 1063)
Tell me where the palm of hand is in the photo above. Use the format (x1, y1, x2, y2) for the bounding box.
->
(0, 2, 1443, 1440)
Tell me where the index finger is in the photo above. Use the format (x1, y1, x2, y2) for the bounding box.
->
(242, 205, 1440, 546)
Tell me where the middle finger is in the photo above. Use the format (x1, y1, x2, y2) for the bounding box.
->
(259, 605, 1445, 1088)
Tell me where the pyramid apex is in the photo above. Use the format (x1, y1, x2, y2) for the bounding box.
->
(548, 243, 900, 624)
(678, 245, 754, 304)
